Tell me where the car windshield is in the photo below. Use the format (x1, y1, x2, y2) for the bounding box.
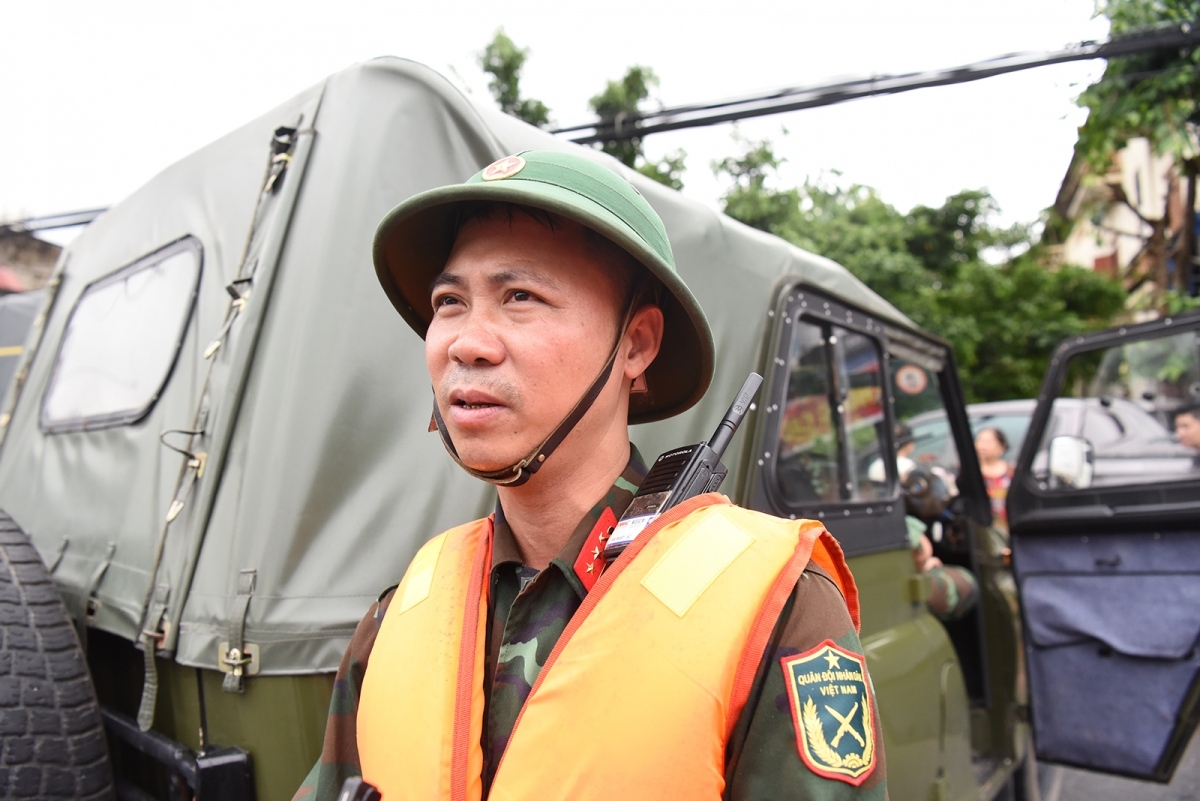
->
(1031, 329, 1200, 490)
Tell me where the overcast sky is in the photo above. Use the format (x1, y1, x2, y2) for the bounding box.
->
(3, 0, 1110, 238)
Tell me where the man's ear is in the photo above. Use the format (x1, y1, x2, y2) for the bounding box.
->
(623, 305, 664, 381)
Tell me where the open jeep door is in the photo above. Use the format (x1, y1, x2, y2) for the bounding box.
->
(1008, 309, 1200, 782)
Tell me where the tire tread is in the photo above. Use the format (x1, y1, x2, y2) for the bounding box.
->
(0, 511, 114, 800)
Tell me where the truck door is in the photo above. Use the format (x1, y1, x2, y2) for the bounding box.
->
(1008, 309, 1200, 782)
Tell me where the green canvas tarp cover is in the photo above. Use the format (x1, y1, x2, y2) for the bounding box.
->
(0, 58, 913, 675)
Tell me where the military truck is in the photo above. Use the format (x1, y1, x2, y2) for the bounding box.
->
(0, 57, 1197, 801)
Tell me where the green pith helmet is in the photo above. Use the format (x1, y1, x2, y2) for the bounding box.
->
(373, 149, 715, 424)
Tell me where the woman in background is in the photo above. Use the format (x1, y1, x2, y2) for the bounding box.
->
(975, 427, 1014, 533)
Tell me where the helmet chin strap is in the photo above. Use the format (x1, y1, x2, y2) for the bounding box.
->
(430, 299, 638, 487)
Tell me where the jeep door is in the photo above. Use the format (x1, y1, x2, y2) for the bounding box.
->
(1009, 309, 1200, 782)
(740, 284, 1010, 801)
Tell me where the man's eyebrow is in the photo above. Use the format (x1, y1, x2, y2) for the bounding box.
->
(430, 267, 563, 294)
(429, 272, 461, 294)
(487, 268, 561, 290)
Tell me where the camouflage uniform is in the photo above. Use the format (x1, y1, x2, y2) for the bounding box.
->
(906, 516, 979, 622)
(294, 449, 887, 800)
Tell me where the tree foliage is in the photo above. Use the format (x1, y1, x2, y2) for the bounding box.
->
(589, 66, 659, 168)
(1075, 0, 1200, 171)
(1071, 1, 1200, 299)
(479, 30, 551, 128)
(589, 66, 687, 189)
(714, 138, 1127, 402)
(475, 39, 686, 190)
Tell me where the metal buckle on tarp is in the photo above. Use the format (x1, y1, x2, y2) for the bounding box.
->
(262, 125, 311, 194)
(203, 278, 255, 359)
(159, 429, 208, 523)
(75, 541, 116, 651)
(221, 569, 258, 693)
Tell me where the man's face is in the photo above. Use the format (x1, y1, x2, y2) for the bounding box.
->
(1176, 412, 1200, 450)
(425, 213, 626, 473)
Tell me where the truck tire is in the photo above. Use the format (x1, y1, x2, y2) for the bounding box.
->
(0, 512, 114, 800)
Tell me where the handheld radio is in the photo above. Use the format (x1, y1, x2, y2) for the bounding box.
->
(602, 372, 763, 561)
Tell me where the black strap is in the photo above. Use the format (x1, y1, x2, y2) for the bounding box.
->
(431, 297, 637, 486)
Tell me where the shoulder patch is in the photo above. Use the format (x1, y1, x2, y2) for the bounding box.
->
(780, 639, 876, 786)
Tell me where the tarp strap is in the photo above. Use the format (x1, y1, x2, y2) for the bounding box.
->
(165, 457, 205, 524)
(137, 584, 171, 731)
(135, 117, 310, 667)
(222, 569, 257, 693)
(46, 536, 68, 573)
(202, 279, 254, 360)
(76, 541, 116, 650)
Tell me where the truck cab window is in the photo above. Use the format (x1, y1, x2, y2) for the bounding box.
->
(41, 238, 201, 433)
(775, 319, 886, 504)
(893, 360, 962, 480)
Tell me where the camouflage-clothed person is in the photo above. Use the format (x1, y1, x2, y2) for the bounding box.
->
(925, 565, 979, 622)
(906, 515, 979, 622)
(294, 450, 887, 800)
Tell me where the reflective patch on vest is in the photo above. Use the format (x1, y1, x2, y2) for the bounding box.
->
(641, 512, 753, 617)
(781, 640, 877, 786)
(397, 535, 446, 614)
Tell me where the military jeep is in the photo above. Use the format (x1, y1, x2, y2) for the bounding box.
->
(0, 57, 1197, 801)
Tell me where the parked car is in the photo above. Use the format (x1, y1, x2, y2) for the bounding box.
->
(0, 56, 1196, 801)
(908, 399, 1036, 473)
(906, 397, 1195, 486)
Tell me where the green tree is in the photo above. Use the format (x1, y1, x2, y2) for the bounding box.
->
(714, 136, 1127, 401)
(589, 66, 687, 189)
(712, 137, 800, 232)
(479, 30, 551, 128)
(1076, 0, 1200, 168)
(1073, 0, 1200, 295)
(589, 66, 658, 168)
(635, 150, 687, 191)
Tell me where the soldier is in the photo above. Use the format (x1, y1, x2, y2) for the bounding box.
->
(293, 150, 887, 800)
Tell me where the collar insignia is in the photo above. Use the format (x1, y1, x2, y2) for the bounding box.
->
(781, 640, 877, 786)
(573, 507, 616, 592)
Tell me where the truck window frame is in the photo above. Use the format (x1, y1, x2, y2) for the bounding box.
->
(748, 285, 906, 557)
(40, 236, 202, 434)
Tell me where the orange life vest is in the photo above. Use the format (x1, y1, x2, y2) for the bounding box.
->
(357, 494, 858, 801)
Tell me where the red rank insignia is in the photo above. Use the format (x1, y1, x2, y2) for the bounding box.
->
(573, 507, 616, 592)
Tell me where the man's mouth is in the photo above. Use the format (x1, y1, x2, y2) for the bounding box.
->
(447, 388, 508, 413)
(455, 400, 500, 409)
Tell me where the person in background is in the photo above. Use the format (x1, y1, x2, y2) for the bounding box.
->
(867, 423, 916, 483)
(907, 515, 979, 622)
(875, 423, 978, 622)
(1174, 404, 1200, 465)
(975, 427, 1014, 533)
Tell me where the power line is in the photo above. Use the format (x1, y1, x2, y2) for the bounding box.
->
(553, 21, 1200, 144)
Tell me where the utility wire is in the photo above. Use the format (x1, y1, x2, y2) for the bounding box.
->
(13, 22, 1200, 231)
(553, 21, 1200, 143)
